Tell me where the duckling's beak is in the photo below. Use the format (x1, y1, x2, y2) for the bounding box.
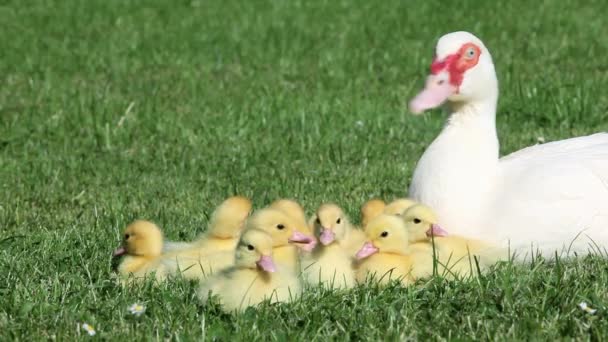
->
(256, 255, 277, 273)
(319, 228, 335, 246)
(356, 241, 378, 260)
(113, 246, 127, 257)
(426, 223, 449, 237)
(289, 230, 317, 252)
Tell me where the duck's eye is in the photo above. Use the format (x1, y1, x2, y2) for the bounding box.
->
(381, 231, 389, 238)
(124, 234, 130, 239)
(315, 218, 320, 225)
(247, 244, 254, 251)
(413, 218, 421, 224)
(277, 224, 285, 230)
(336, 218, 341, 224)
(465, 47, 476, 59)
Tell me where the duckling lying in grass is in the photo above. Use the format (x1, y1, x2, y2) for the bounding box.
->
(401, 204, 507, 277)
(246, 208, 316, 271)
(198, 229, 301, 313)
(301, 203, 363, 289)
(113, 220, 172, 283)
(355, 214, 431, 286)
(270, 199, 316, 250)
(360, 199, 386, 227)
(383, 198, 417, 216)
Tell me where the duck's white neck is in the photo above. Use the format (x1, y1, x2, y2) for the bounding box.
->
(409, 96, 499, 234)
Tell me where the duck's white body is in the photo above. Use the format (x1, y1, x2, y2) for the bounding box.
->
(408, 32, 608, 259)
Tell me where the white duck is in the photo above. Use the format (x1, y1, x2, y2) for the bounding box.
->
(408, 31, 608, 259)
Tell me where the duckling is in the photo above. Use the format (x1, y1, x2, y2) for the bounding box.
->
(360, 199, 386, 227)
(246, 208, 316, 271)
(301, 203, 362, 289)
(198, 229, 301, 313)
(113, 220, 172, 283)
(270, 199, 316, 249)
(384, 198, 417, 216)
(355, 214, 430, 286)
(401, 204, 506, 277)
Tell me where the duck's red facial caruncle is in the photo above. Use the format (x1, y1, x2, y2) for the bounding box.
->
(409, 42, 482, 114)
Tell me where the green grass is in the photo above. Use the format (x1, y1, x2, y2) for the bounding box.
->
(2, 0, 608, 339)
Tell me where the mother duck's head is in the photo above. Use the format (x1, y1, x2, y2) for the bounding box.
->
(410, 31, 498, 114)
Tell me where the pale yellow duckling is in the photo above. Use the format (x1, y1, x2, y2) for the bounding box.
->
(198, 229, 301, 313)
(246, 208, 316, 271)
(401, 204, 506, 277)
(301, 203, 363, 289)
(360, 199, 386, 227)
(270, 198, 315, 237)
(384, 198, 417, 216)
(355, 214, 430, 286)
(113, 220, 172, 283)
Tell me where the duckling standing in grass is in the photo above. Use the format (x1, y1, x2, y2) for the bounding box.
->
(113, 220, 172, 283)
(198, 229, 301, 313)
(384, 198, 417, 216)
(246, 208, 316, 271)
(401, 204, 506, 277)
(355, 214, 430, 286)
(360, 199, 386, 227)
(301, 203, 362, 289)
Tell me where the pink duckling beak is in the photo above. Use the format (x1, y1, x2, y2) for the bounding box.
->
(113, 246, 127, 257)
(426, 223, 449, 237)
(256, 254, 277, 273)
(319, 228, 335, 246)
(288, 230, 317, 252)
(356, 241, 379, 260)
(409, 74, 457, 114)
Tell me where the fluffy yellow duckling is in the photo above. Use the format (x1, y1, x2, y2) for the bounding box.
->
(355, 214, 430, 286)
(401, 204, 506, 277)
(301, 203, 363, 289)
(270, 198, 315, 236)
(159, 196, 253, 279)
(360, 199, 386, 227)
(384, 198, 417, 216)
(198, 229, 301, 313)
(246, 208, 316, 271)
(113, 220, 171, 283)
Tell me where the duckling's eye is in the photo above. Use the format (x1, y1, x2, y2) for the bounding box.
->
(124, 234, 130, 239)
(277, 224, 285, 230)
(336, 218, 341, 224)
(413, 218, 421, 224)
(247, 244, 254, 251)
(380, 231, 389, 238)
(315, 218, 320, 225)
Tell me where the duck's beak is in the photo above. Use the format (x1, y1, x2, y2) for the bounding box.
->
(409, 73, 457, 114)
(256, 255, 277, 273)
(356, 241, 379, 260)
(426, 223, 449, 237)
(319, 228, 335, 246)
(288, 230, 317, 252)
(113, 246, 127, 257)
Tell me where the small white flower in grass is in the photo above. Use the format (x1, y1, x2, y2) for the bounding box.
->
(355, 120, 364, 127)
(128, 303, 146, 316)
(81, 323, 96, 336)
(578, 302, 597, 314)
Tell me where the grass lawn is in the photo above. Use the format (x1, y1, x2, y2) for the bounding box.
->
(2, 0, 608, 339)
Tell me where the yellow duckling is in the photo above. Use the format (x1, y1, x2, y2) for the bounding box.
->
(270, 198, 315, 237)
(360, 199, 386, 227)
(401, 204, 506, 277)
(384, 198, 417, 216)
(246, 208, 316, 271)
(301, 203, 363, 289)
(198, 229, 301, 313)
(355, 214, 430, 286)
(113, 220, 172, 283)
